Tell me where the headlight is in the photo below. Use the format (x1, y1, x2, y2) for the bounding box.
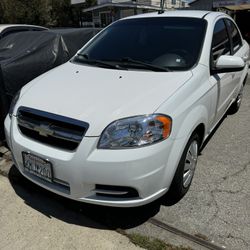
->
(98, 114, 172, 149)
(9, 90, 21, 118)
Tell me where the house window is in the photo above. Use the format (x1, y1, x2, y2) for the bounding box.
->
(172, 0, 176, 5)
(99, 11, 112, 27)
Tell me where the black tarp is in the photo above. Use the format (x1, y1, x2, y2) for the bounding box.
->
(0, 28, 100, 139)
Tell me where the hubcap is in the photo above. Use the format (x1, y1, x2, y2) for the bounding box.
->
(237, 91, 243, 108)
(183, 140, 198, 188)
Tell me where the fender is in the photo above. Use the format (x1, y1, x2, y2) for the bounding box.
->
(175, 104, 208, 140)
(161, 105, 208, 189)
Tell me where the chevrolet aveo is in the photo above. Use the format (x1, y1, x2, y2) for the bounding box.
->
(5, 11, 249, 207)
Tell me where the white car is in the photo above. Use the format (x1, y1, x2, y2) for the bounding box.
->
(4, 11, 249, 207)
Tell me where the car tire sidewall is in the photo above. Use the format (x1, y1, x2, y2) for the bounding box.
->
(168, 133, 200, 200)
(228, 84, 244, 115)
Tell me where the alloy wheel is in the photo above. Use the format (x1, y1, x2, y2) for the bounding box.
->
(183, 140, 198, 188)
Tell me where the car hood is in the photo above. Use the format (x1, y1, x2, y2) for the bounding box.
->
(19, 62, 192, 136)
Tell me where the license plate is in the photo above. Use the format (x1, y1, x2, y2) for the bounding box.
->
(22, 152, 53, 182)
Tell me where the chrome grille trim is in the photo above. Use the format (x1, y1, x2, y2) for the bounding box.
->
(17, 114, 83, 143)
(17, 106, 89, 150)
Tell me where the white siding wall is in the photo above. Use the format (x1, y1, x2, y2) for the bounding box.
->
(71, 0, 86, 4)
(137, 0, 161, 7)
(96, 0, 186, 8)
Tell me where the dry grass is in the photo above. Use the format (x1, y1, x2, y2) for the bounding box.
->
(120, 231, 192, 250)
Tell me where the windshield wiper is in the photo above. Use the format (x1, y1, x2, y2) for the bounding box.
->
(119, 57, 170, 72)
(75, 53, 123, 70)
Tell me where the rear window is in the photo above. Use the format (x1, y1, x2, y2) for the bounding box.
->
(211, 19, 231, 62)
(225, 19, 242, 53)
(75, 17, 207, 71)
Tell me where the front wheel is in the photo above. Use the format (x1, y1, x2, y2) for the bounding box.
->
(167, 133, 200, 201)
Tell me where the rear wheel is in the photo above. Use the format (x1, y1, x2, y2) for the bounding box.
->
(228, 85, 243, 115)
(167, 133, 200, 201)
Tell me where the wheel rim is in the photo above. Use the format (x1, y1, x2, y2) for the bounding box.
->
(236, 88, 243, 108)
(183, 140, 198, 188)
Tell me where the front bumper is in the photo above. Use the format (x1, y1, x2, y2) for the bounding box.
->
(5, 115, 178, 207)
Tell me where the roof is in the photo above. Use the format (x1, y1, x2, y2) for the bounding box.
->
(224, 4, 250, 10)
(120, 10, 231, 24)
(82, 3, 161, 12)
(123, 10, 212, 19)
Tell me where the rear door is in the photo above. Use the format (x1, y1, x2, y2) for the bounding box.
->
(224, 18, 248, 87)
(209, 18, 234, 123)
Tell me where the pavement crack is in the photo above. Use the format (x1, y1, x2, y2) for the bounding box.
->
(209, 190, 220, 223)
(222, 160, 250, 181)
(209, 186, 243, 223)
(214, 188, 243, 195)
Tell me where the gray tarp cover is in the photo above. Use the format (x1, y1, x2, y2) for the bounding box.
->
(0, 28, 100, 138)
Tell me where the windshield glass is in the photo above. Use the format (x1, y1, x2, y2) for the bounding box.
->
(73, 17, 207, 71)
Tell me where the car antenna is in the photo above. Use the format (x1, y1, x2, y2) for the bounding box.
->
(158, 0, 165, 14)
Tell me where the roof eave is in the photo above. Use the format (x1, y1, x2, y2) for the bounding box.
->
(82, 3, 161, 12)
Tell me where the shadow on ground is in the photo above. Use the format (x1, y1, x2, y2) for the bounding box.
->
(8, 166, 162, 230)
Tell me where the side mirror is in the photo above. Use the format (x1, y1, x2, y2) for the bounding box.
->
(212, 55, 245, 74)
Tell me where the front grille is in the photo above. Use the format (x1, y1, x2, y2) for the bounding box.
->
(17, 106, 89, 150)
(95, 184, 139, 198)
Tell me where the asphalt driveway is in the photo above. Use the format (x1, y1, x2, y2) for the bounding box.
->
(128, 75, 250, 250)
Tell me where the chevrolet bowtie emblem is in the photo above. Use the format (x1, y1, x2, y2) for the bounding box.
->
(34, 124, 54, 137)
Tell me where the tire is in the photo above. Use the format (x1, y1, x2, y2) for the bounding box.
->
(0, 95, 7, 140)
(167, 133, 200, 201)
(228, 85, 243, 115)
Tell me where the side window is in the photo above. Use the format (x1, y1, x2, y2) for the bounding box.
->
(211, 19, 231, 63)
(225, 19, 242, 53)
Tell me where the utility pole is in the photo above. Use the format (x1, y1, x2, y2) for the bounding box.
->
(159, 0, 165, 14)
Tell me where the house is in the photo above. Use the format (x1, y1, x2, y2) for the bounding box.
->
(187, 0, 213, 10)
(189, 0, 250, 11)
(71, 0, 189, 27)
(188, 0, 250, 42)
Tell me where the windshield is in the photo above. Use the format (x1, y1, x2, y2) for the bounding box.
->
(73, 17, 207, 71)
